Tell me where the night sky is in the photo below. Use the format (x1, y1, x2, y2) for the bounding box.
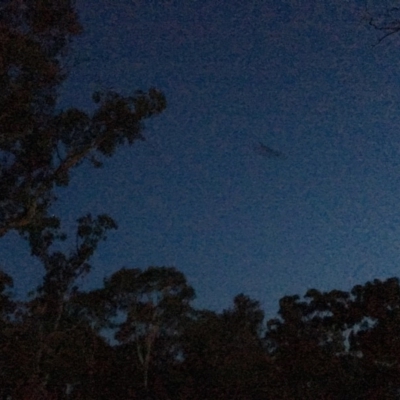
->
(3, 0, 400, 319)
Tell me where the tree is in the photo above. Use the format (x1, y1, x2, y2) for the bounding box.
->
(0, 269, 17, 399)
(346, 278, 400, 397)
(82, 266, 195, 396)
(0, 2, 168, 396)
(263, 278, 400, 398)
(178, 294, 269, 399)
(0, 269, 14, 324)
(0, 213, 117, 398)
(0, 0, 166, 238)
(264, 290, 354, 399)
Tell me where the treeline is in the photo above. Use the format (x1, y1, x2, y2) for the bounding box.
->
(1, 217, 400, 399)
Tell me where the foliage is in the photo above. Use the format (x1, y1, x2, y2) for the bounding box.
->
(0, 0, 166, 238)
(99, 266, 195, 393)
(3, 241, 400, 398)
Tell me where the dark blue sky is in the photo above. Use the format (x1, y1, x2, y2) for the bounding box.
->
(3, 0, 400, 318)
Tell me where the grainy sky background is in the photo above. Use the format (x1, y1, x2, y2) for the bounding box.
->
(3, 0, 400, 318)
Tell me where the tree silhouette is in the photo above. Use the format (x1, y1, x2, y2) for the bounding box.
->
(104, 266, 195, 394)
(263, 278, 400, 398)
(177, 294, 268, 399)
(0, 0, 166, 238)
(0, 211, 118, 398)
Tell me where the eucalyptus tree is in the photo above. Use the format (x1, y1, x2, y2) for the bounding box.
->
(0, 0, 166, 238)
(0, 213, 117, 398)
(88, 266, 195, 394)
(177, 294, 268, 399)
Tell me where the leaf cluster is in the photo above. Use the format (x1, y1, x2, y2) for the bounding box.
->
(0, 0, 166, 238)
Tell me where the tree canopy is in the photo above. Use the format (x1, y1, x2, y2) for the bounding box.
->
(4, 253, 400, 399)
